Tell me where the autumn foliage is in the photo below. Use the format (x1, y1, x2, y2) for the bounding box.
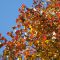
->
(0, 0, 60, 60)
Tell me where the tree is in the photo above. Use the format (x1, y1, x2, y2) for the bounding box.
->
(0, 0, 60, 60)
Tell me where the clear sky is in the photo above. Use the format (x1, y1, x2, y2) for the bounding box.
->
(0, 0, 47, 56)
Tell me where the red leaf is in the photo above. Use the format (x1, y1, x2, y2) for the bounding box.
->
(56, 3, 60, 7)
(56, 12, 60, 18)
(0, 33, 2, 37)
(15, 30, 20, 35)
(1, 37, 6, 41)
(17, 25, 21, 28)
(15, 36, 18, 40)
(42, 35, 47, 42)
(7, 32, 12, 36)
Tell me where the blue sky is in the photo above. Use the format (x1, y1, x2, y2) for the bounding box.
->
(0, 0, 33, 40)
(0, 0, 33, 55)
(0, 0, 47, 56)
